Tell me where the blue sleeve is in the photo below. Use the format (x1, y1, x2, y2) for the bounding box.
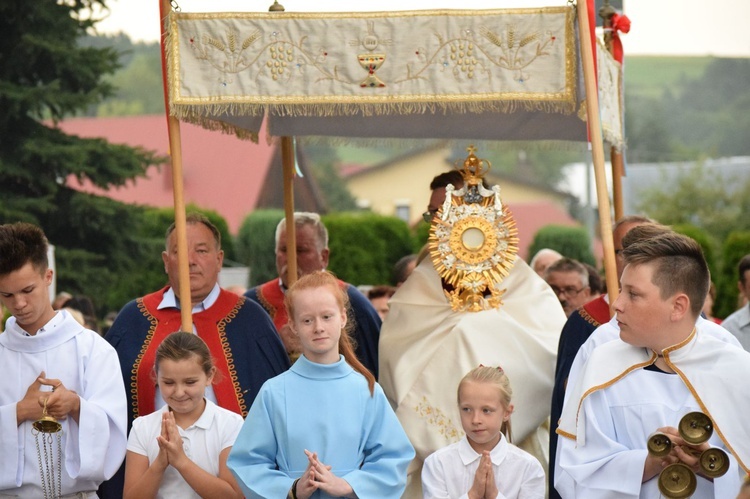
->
(549, 310, 596, 499)
(346, 285, 382, 379)
(343, 384, 415, 499)
(227, 383, 294, 499)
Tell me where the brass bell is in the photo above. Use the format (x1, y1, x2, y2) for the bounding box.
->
(32, 415, 62, 434)
(658, 463, 697, 499)
(32, 398, 63, 498)
(647, 432, 672, 457)
(699, 447, 730, 478)
(678, 411, 713, 445)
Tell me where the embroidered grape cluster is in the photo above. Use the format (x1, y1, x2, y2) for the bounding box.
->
(266, 43, 295, 80)
(449, 41, 477, 79)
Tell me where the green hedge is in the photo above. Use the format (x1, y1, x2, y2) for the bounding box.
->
(715, 231, 750, 319)
(528, 225, 595, 266)
(236, 211, 418, 287)
(323, 212, 417, 286)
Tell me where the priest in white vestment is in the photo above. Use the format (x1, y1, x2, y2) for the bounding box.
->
(379, 158, 566, 497)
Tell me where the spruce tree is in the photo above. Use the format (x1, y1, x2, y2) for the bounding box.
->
(0, 1, 163, 317)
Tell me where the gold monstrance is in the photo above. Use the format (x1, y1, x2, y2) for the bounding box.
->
(428, 146, 519, 312)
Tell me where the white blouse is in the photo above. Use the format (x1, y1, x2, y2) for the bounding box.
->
(422, 435, 545, 499)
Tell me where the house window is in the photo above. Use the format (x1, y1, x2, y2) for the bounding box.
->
(394, 200, 411, 222)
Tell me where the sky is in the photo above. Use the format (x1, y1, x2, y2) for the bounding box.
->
(96, 0, 750, 57)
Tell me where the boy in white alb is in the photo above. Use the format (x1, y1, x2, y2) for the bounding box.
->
(557, 232, 750, 498)
(0, 222, 127, 497)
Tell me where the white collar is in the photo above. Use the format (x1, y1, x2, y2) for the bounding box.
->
(1, 310, 84, 352)
(457, 433, 508, 466)
(161, 398, 216, 430)
(158, 284, 221, 312)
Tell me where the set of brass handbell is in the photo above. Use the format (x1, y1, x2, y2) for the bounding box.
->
(647, 411, 730, 498)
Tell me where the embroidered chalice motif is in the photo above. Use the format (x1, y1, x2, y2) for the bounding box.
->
(358, 53, 386, 88)
(350, 21, 391, 88)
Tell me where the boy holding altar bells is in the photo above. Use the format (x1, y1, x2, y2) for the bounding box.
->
(0, 222, 127, 497)
(557, 231, 750, 498)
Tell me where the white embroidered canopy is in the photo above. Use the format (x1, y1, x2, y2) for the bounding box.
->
(160, 2, 623, 324)
(164, 6, 623, 148)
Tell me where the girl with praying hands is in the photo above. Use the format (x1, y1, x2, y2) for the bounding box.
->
(123, 333, 243, 499)
(422, 366, 545, 499)
(227, 270, 414, 498)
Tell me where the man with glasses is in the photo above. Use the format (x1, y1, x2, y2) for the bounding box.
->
(544, 258, 592, 318)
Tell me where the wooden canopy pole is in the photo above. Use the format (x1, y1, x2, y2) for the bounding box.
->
(281, 136, 298, 287)
(269, 1, 298, 287)
(160, 0, 192, 331)
(577, 2, 619, 305)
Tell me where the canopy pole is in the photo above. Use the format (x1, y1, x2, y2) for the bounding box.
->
(577, 1, 619, 306)
(160, 0, 192, 331)
(281, 136, 298, 287)
(611, 153, 624, 221)
(268, 1, 298, 288)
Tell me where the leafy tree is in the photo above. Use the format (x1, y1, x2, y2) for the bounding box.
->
(672, 224, 717, 279)
(414, 220, 431, 249)
(636, 161, 750, 245)
(237, 210, 416, 287)
(671, 59, 750, 157)
(98, 45, 165, 116)
(715, 231, 750, 320)
(528, 225, 595, 266)
(624, 95, 680, 162)
(0, 0, 161, 315)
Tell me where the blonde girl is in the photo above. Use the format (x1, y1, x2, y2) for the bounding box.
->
(422, 366, 545, 499)
(123, 332, 243, 499)
(228, 270, 414, 499)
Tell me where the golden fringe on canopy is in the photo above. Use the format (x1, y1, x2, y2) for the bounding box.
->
(171, 98, 575, 121)
(164, 5, 582, 141)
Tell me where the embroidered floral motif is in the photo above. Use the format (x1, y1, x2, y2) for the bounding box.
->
(415, 396, 463, 442)
(179, 12, 564, 89)
(399, 25, 556, 84)
(189, 27, 341, 85)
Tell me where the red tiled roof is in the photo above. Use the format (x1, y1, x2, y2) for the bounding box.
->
(59, 115, 276, 233)
(505, 200, 580, 261)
